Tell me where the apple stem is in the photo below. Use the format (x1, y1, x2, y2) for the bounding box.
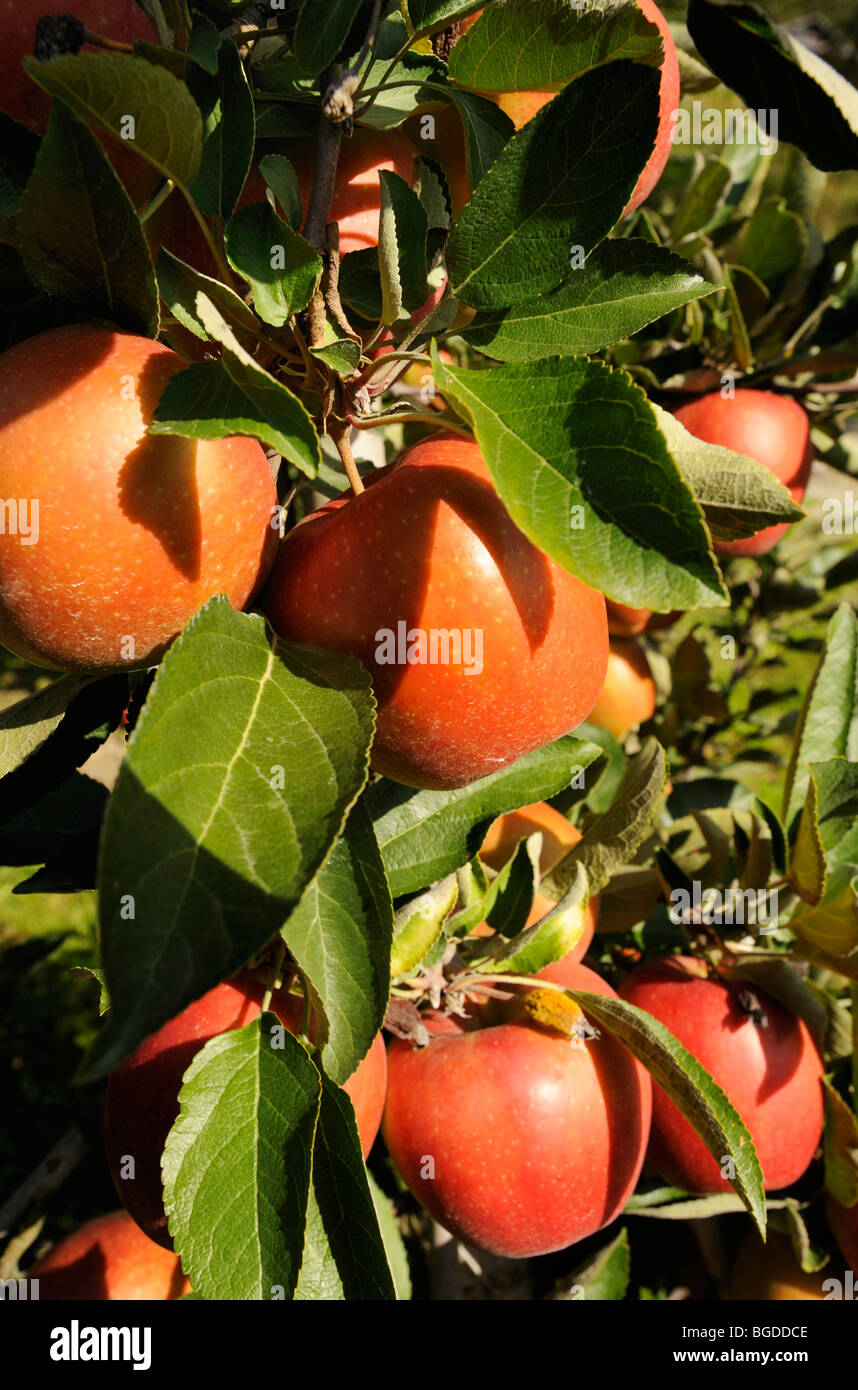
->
(260, 939, 287, 1014)
(330, 420, 366, 496)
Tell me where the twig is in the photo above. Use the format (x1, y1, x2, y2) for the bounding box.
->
(0, 1128, 87, 1241)
(330, 416, 366, 495)
(323, 0, 387, 124)
(321, 225, 362, 344)
(303, 71, 345, 253)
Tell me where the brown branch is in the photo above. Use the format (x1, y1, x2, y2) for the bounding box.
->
(0, 1127, 87, 1241)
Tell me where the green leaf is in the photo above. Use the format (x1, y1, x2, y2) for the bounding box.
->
(378, 170, 428, 324)
(739, 197, 809, 286)
(155, 245, 260, 341)
(187, 36, 255, 218)
(225, 202, 322, 325)
(162, 1015, 320, 1300)
(673, 158, 731, 241)
(446, 61, 661, 310)
(806, 758, 858, 872)
(407, 0, 482, 39)
(790, 772, 827, 905)
(486, 860, 591, 974)
(367, 1173, 411, 1300)
(80, 599, 375, 1079)
(368, 734, 603, 897)
(23, 52, 203, 187)
(18, 102, 158, 336)
(823, 1079, 858, 1207)
(310, 338, 362, 376)
(549, 1226, 630, 1301)
(390, 874, 458, 978)
(0, 675, 107, 779)
(295, 0, 363, 76)
(432, 352, 726, 612)
(687, 0, 858, 172)
(258, 154, 303, 228)
(449, 0, 665, 92)
(783, 605, 858, 830)
(359, 52, 450, 132)
(283, 799, 392, 1085)
(572, 990, 766, 1235)
(150, 294, 321, 476)
(652, 403, 805, 544)
(463, 240, 714, 361)
(188, 16, 221, 76)
(789, 863, 858, 962)
(447, 90, 514, 193)
(294, 1072, 396, 1301)
(544, 738, 668, 899)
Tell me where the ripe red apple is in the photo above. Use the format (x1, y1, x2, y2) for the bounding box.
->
(0, 0, 159, 204)
(104, 974, 388, 1250)
(620, 955, 824, 1193)
(0, 325, 277, 672)
(382, 962, 651, 1258)
(725, 1231, 826, 1301)
(458, 1, 678, 216)
(262, 433, 609, 790)
(588, 638, 656, 739)
(827, 1196, 858, 1272)
(478, 800, 600, 962)
(674, 391, 813, 557)
(32, 1210, 190, 1300)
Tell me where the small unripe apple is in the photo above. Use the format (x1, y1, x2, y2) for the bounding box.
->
(674, 390, 813, 557)
(262, 434, 608, 790)
(0, 325, 277, 672)
(104, 974, 388, 1250)
(31, 1210, 191, 1300)
(478, 800, 600, 962)
(0, 0, 159, 204)
(726, 1232, 826, 1301)
(382, 963, 651, 1258)
(588, 638, 656, 739)
(620, 955, 824, 1193)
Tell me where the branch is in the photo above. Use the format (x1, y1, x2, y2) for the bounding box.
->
(0, 1127, 87, 1242)
(323, 0, 387, 124)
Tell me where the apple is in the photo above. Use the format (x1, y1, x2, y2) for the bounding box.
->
(725, 1232, 826, 1301)
(381, 962, 651, 1258)
(620, 955, 824, 1193)
(31, 1210, 190, 1300)
(674, 390, 813, 557)
(478, 800, 600, 962)
(458, 0, 679, 216)
(0, 0, 159, 204)
(0, 325, 278, 672)
(588, 638, 656, 739)
(827, 1196, 858, 1273)
(150, 125, 415, 276)
(262, 433, 609, 790)
(104, 974, 388, 1250)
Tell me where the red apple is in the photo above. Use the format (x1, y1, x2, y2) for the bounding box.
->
(0, 325, 277, 672)
(32, 1210, 191, 1300)
(104, 974, 388, 1250)
(478, 800, 600, 962)
(620, 955, 824, 1193)
(0, 0, 159, 204)
(381, 962, 651, 1258)
(458, 1, 679, 216)
(674, 391, 813, 557)
(262, 433, 609, 790)
(588, 638, 656, 739)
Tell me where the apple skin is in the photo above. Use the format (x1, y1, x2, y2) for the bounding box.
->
(620, 955, 824, 1193)
(104, 975, 388, 1251)
(827, 1196, 858, 1273)
(674, 391, 813, 557)
(478, 800, 600, 963)
(588, 638, 656, 739)
(381, 963, 652, 1259)
(31, 1210, 191, 1300)
(150, 126, 415, 276)
(262, 434, 609, 790)
(725, 1232, 825, 1301)
(459, 0, 679, 217)
(0, 325, 278, 672)
(0, 0, 159, 204)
